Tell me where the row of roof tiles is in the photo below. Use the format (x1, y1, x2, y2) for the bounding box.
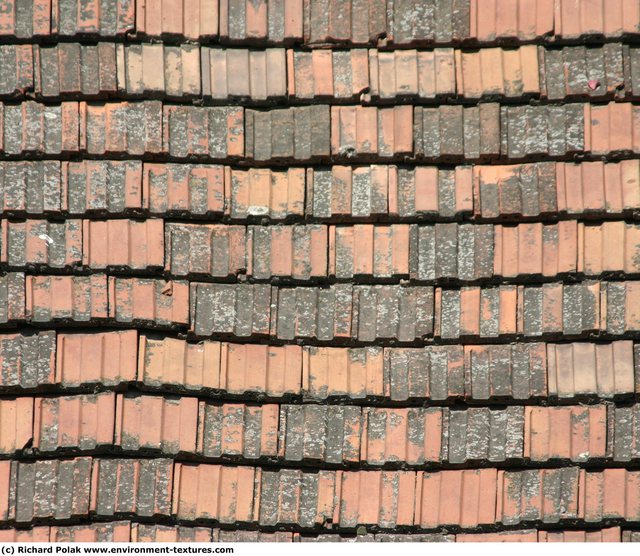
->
(5, 218, 640, 282)
(3, 218, 640, 285)
(4, 276, 640, 340)
(1, 459, 640, 529)
(0, 160, 639, 222)
(2, 329, 637, 401)
(3, 43, 640, 102)
(2, 0, 639, 44)
(0, 100, 638, 162)
(0, 522, 636, 543)
(3, 391, 640, 464)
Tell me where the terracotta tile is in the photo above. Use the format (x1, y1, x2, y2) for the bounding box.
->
(202, 47, 285, 100)
(116, 393, 198, 454)
(540, 527, 621, 542)
(457, 530, 537, 542)
(418, 469, 497, 528)
(121, 43, 200, 98)
(353, 285, 433, 342)
(34, 392, 115, 451)
(541, 44, 625, 100)
(248, 224, 327, 280)
(499, 467, 580, 525)
(83, 218, 164, 270)
(173, 463, 256, 523)
(220, 342, 302, 396)
(229, 167, 304, 220)
(132, 523, 214, 542)
(62, 160, 142, 215)
(13, 457, 93, 522)
(464, 343, 547, 401)
(110, 277, 189, 329)
(136, 0, 217, 38)
(92, 458, 173, 518)
(191, 283, 272, 338)
(0, 526, 51, 541)
(303, 346, 383, 400)
(56, 330, 137, 387)
(555, 0, 640, 38)
(51, 522, 132, 542)
(0, 161, 61, 215)
(143, 163, 224, 216)
(83, 101, 162, 156)
(139, 336, 221, 391)
(25, 274, 105, 323)
(0, 397, 33, 453)
(470, 0, 554, 41)
(370, 49, 455, 99)
(586, 102, 640, 154)
(525, 405, 607, 462)
(245, 106, 329, 161)
(582, 469, 640, 521)
(164, 105, 244, 158)
(166, 223, 246, 278)
(457, 45, 539, 98)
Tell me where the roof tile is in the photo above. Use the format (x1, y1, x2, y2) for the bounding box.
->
(220, 0, 303, 43)
(331, 105, 413, 159)
(276, 284, 353, 340)
(56, 330, 137, 387)
(33, 392, 115, 452)
(383, 346, 465, 401)
(120, 43, 200, 98)
(414, 103, 500, 160)
(290, 49, 369, 100)
(198, 402, 279, 459)
(540, 44, 625, 100)
(498, 467, 580, 525)
(115, 393, 199, 454)
(82, 218, 164, 270)
(330, 224, 410, 279)
(0, 45, 34, 97)
(0, 331, 55, 389)
(164, 105, 244, 158)
(456, 45, 540, 98)
(1, 219, 82, 269)
(172, 463, 257, 523)
(469, 0, 554, 42)
(64, 160, 143, 215)
(202, 47, 285, 100)
(135, 0, 218, 39)
(248, 224, 327, 280)
(353, 285, 434, 341)
(418, 468, 498, 528)
(143, 163, 225, 217)
(230, 167, 305, 220)
(0, 397, 33, 453)
(35, 43, 117, 98)
(523, 405, 608, 461)
(245, 105, 329, 161)
(547, 340, 635, 398)
(25, 274, 107, 323)
(581, 469, 640, 522)
(370, 49, 455, 99)
(166, 222, 246, 278)
(109, 277, 190, 329)
(191, 283, 272, 337)
(10, 457, 93, 523)
(307, 165, 394, 220)
(91, 458, 173, 518)
(303, 346, 384, 400)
